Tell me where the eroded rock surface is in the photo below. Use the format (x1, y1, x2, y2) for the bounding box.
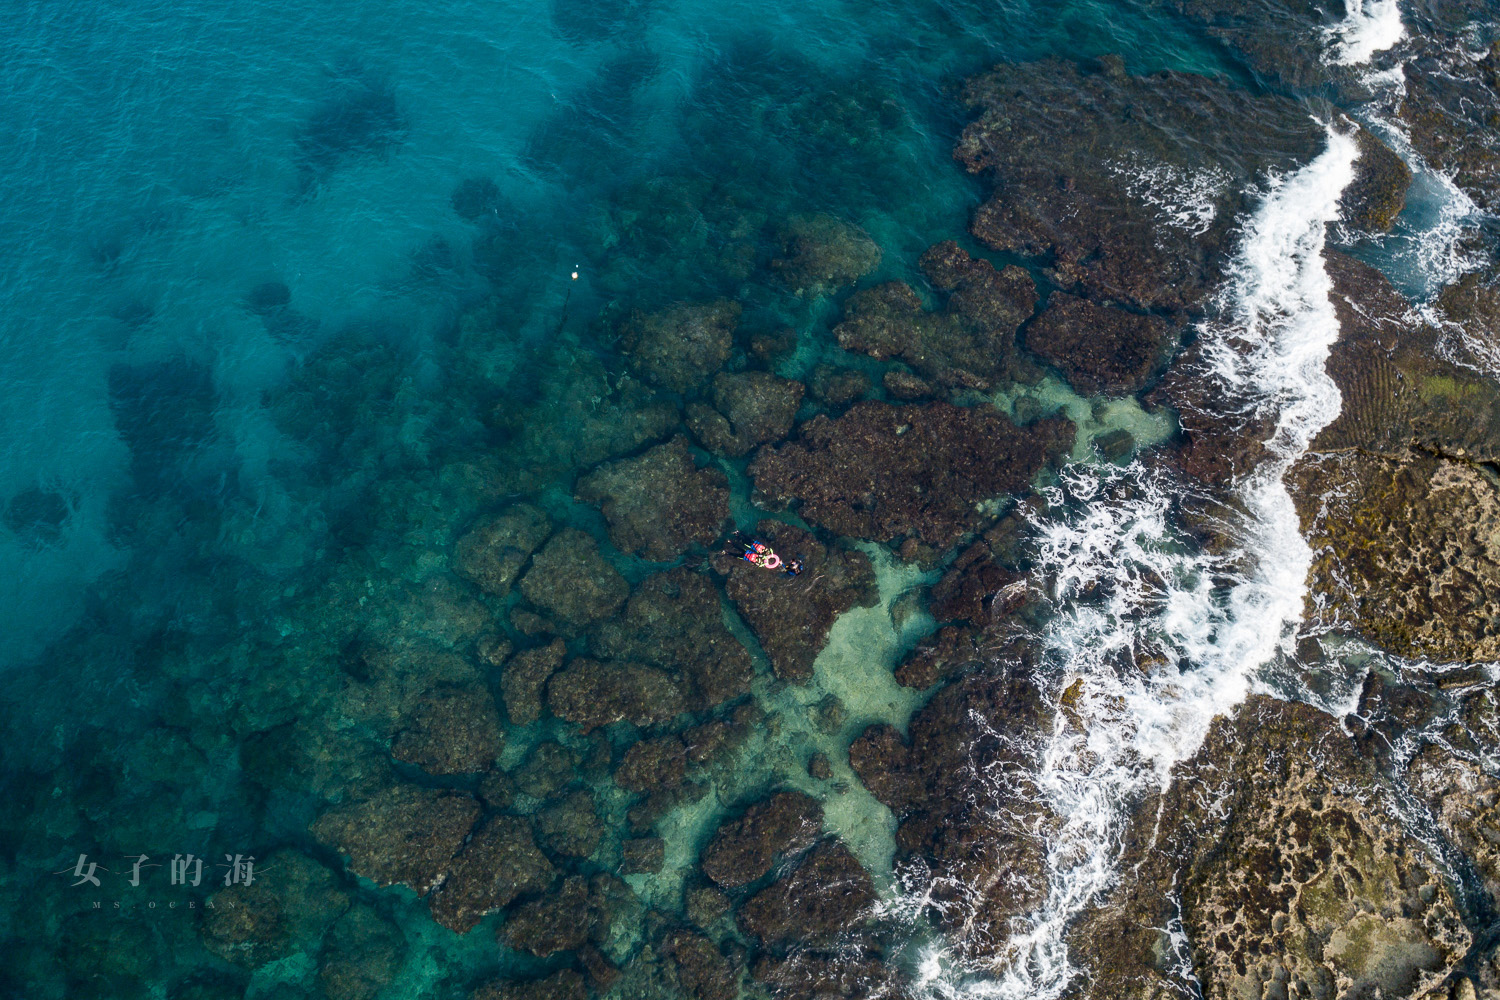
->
(1075, 697, 1472, 1000)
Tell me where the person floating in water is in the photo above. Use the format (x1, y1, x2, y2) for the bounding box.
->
(725, 531, 802, 576)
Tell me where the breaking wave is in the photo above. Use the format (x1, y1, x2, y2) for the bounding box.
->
(909, 128, 1360, 999)
(1323, 0, 1406, 65)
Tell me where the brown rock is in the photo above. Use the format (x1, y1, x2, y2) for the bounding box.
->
(1025, 293, 1172, 396)
(751, 400, 1072, 551)
(546, 659, 685, 731)
(686, 371, 806, 458)
(309, 784, 479, 896)
(591, 568, 754, 709)
(452, 504, 551, 596)
(518, 529, 629, 628)
(712, 521, 877, 683)
(737, 839, 875, 947)
(501, 639, 568, 726)
(576, 436, 729, 560)
(390, 683, 503, 775)
(428, 816, 555, 933)
(619, 300, 739, 393)
(699, 790, 823, 889)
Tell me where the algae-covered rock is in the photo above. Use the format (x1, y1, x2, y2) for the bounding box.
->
(500, 638, 568, 726)
(1025, 293, 1171, 396)
(614, 735, 689, 793)
(849, 670, 1049, 958)
(316, 904, 405, 1000)
(956, 57, 1323, 313)
(769, 213, 881, 298)
(309, 784, 479, 896)
(750, 400, 1072, 551)
(619, 300, 739, 393)
(200, 850, 351, 968)
(1399, 39, 1500, 210)
(1340, 126, 1413, 233)
(699, 790, 823, 889)
(513, 740, 582, 799)
(533, 788, 605, 858)
(662, 929, 740, 1000)
(472, 970, 588, 1000)
(711, 521, 878, 683)
(736, 838, 875, 947)
(518, 529, 629, 628)
(546, 658, 685, 732)
(894, 625, 984, 691)
(390, 682, 504, 775)
(576, 436, 729, 560)
(452, 504, 552, 597)
(427, 815, 555, 933)
(500, 875, 591, 956)
(590, 568, 754, 709)
(1292, 450, 1500, 663)
(686, 371, 806, 458)
(493, 347, 680, 488)
(808, 364, 871, 406)
(833, 242, 1039, 392)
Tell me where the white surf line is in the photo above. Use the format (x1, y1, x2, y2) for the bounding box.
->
(907, 127, 1361, 1000)
(1323, 0, 1406, 66)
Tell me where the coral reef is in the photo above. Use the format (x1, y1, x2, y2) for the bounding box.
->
(699, 790, 824, 889)
(769, 213, 882, 298)
(591, 568, 754, 709)
(518, 529, 630, 628)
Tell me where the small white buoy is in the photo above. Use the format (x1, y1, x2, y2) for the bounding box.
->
(571, 271, 579, 280)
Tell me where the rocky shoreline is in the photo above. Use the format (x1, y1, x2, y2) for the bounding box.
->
(4, 8, 1500, 1000)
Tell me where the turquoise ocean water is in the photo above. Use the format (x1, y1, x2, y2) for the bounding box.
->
(0, 0, 1486, 997)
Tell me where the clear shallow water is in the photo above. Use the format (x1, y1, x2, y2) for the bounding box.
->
(0, 0, 1493, 997)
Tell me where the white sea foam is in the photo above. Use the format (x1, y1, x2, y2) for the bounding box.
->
(1323, 0, 1406, 66)
(1109, 156, 1231, 238)
(907, 128, 1359, 999)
